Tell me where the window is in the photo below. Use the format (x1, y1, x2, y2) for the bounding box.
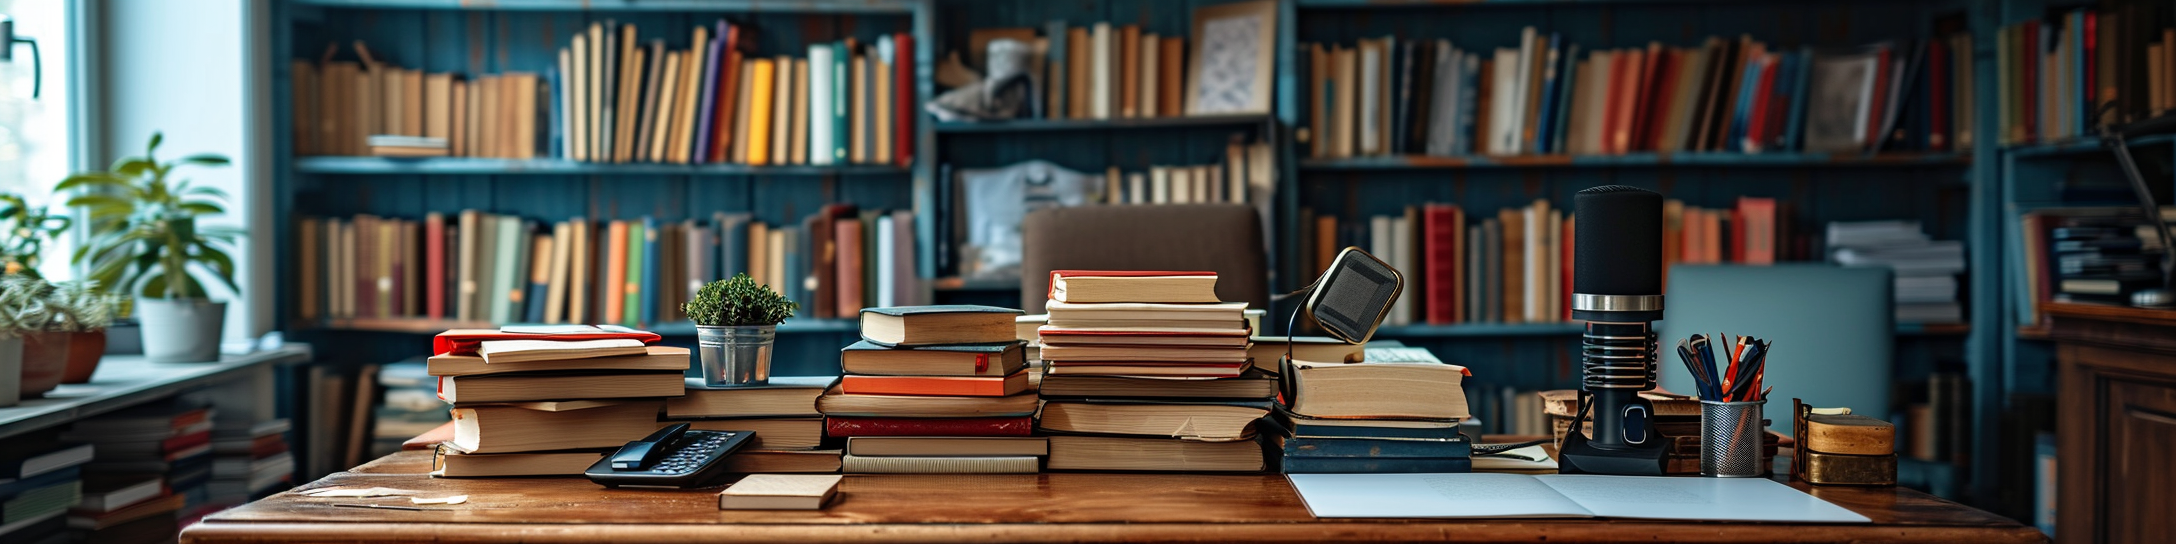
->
(0, 0, 69, 279)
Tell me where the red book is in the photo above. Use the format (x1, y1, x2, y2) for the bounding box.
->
(835, 218, 864, 318)
(709, 25, 743, 162)
(1560, 213, 1574, 322)
(1629, 44, 1664, 151)
(1736, 197, 1776, 265)
(893, 32, 915, 167)
(840, 372, 1029, 397)
(824, 416, 1035, 438)
(425, 213, 445, 320)
(1422, 204, 1459, 325)
(430, 328, 661, 356)
(1600, 51, 1628, 154)
(1865, 46, 1891, 148)
(1641, 49, 1681, 152)
(163, 430, 212, 455)
(1745, 55, 1776, 152)
(2021, 21, 2035, 144)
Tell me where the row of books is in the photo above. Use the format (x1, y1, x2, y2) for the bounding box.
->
(295, 208, 924, 328)
(9, 395, 297, 543)
(982, 21, 1190, 120)
(1302, 28, 1974, 159)
(1997, 6, 2173, 146)
(290, 44, 548, 158)
(1305, 196, 1794, 326)
(553, 21, 914, 166)
(2012, 206, 2173, 327)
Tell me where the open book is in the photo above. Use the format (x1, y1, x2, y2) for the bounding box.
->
(1287, 473, 1869, 522)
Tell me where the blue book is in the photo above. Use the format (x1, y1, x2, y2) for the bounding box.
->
(715, 212, 751, 280)
(783, 227, 807, 319)
(1533, 34, 1563, 154)
(1043, 20, 1068, 120)
(1783, 48, 1813, 151)
(1457, 53, 1479, 155)
(524, 222, 549, 324)
(0, 466, 79, 501)
(640, 216, 660, 326)
(1729, 54, 1762, 152)
(1281, 456, 1471, 474)
(1283, 435, 1472, 459)
(833, 41, 850, 164)
(1551, 43, 1580, 154)
(1766, 52, 1796, 152)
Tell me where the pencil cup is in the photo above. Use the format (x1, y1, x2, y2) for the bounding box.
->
(1700, 400, 1766, 478)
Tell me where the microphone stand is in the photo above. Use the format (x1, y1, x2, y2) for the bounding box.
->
(2097, 106, 2176, 308)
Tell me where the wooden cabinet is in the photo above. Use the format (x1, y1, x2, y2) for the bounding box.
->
(2049, 303, 2176, 544)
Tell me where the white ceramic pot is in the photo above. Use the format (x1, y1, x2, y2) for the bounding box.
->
(135, 298, 227, 363)
(0, 336, 21, 407)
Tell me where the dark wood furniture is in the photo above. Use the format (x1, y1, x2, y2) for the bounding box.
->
(2048, 302, 2176, 544)
(185, 448, 2042, 543)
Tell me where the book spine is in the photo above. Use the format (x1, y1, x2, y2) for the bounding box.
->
(824, 416, 1035, 437)
(841, 454, 1038, 474)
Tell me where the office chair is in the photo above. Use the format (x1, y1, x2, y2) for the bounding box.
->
(1018, 204, 1268, 314)
(1657, 264, 1894, 436)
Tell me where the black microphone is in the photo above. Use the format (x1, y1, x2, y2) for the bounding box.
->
(1559, 185, 1669, 475)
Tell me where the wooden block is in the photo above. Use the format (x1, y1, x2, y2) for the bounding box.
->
(1805, 413, 1896, 456)
(1801, 450, 1897, 486)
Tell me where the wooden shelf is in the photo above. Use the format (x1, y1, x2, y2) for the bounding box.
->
(931, 277, 1024, 292)
(2003, 133, 2176, 159)
(291, 0, 919, 13)
(933, 114, 1270, 134)
(293, 156, 909, 176)
(302, 317, 860, 335)
(1301, 152, 1971, 171)
(0, 346, 313, 440)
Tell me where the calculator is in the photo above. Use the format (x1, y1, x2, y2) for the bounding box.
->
(583, 423, 753, 488)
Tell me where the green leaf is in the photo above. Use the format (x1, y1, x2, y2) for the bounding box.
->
(184, 185, 229, 200)
(179, 153, 231, 166)
(111, 158, 155, 179)
(137, 270, 168, 299)
(178, 202, 224, 216)
(54, 173, 131, 192)
(147, 132, 163, 154)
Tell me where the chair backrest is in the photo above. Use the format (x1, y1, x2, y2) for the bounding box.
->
(1019, 204, 1268, 314)
(1656, 263, 1894, 436)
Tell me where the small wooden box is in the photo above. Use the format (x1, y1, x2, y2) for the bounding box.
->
(1800, 449, 1898, 486)
(1792, 399, 1898, 486)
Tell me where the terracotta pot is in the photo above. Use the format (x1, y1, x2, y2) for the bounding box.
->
(19, 331, 68, 398)
(60, 330, 107, 384)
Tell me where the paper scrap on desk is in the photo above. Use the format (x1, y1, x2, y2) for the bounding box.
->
(301, 487, 418, 498)
(411, 495, 468, 505)
(1472, 444, 1558, 471)
(1287, 473, 1869, 523)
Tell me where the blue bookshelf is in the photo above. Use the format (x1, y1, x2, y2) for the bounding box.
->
(1301, 152, 1973, 170)
(933, 114, 1273, 133)
(294, 156, 909, 176)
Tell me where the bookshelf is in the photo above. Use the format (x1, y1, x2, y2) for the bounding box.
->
(293, 156, 910, 176)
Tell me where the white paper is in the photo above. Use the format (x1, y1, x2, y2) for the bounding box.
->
(1286, 473, 1591, 519)
(1471, 444, 1558, 471)
(1288, 474, 1870, 523)
(1535, 476, 1870, 523)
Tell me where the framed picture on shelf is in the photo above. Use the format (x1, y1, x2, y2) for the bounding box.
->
(1187, 0, 1277, 117)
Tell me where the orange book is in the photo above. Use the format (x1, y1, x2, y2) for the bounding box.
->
(603, 220, 629, 325)
(1119, 25, 1140, 118)
(835, 218, 864, 318)
(1313, 215, 1338, 276)
(839, 372, 1031, 397)
(745, 59, 775, 165)
(1161, 37, 1184, 118)
(1068, 27, 1091, 119)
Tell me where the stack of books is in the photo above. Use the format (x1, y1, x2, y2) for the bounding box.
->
(2014, 207, 2176, 327)
(1034, 271, 1270, 473)
(204, 417, 295, 510)
(665, 376, 841, 474)
(820, 306, 1043, 474)
(0, 439, 93, 543)
(1827, 220, 1966, 323)
(426, 330, 687, 477)
(61, 397, 216, 523)
(1274, 347, 1474, 473)
(68, 471, 174, 544)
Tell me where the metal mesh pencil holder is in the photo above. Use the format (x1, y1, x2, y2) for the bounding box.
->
(1700, 400, 1766, 477)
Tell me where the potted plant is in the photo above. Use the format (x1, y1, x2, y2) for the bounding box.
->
(0, 277, 28, 407)
(0, 275, 71, 399)
(43, 279, 119, 383)
(61, 132, 240, 363)
(683, 273, 797, 386)
(0, 192, 71, 277)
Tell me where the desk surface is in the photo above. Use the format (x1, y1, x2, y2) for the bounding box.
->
(184, 450, 2044, 544)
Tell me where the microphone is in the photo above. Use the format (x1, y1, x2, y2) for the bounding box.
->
(1558, 185, 1670, 475)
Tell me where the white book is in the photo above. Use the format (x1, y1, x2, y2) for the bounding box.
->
(1092, 23, 1113, 119)
(1135, 169, 1153, 205)
(1170, 168, 1190, 204)
(1141, 34, 1160, 118)
(1358, 40, 1382, 155)
(876, 215, 896, 308)
(1389, 215, 1413, 326)
(1225, 143, 1246, 204)
(808, 44, 836, 165)
(1428, 40, 1457, 156)
(1151, 167, 1171, 204)
(1369, 215, 1398, 324)
(1490, 48, 1520, 156)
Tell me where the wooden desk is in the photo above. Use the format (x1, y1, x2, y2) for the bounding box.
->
(185, 449, 2042, 543)
(2047, 302, 2176, 544)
